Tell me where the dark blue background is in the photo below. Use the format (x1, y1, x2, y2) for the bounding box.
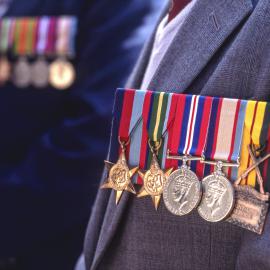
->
(0, 0, 159, 269)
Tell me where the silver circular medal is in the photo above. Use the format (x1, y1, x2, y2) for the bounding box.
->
(13, 57, 31, 88)
(198, 173, 235, 222)
(31, 58, 49, 88)
(163, 166, 202, 216)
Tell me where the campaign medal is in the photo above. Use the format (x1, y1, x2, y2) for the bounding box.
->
(163, 95, 213, 216)
(138, 140, 173, 210)
(197, 98, 247, 222)
(13, 57, 31, 88)
(101, 139, 138, 204)
(163, 154, 202, 216)
(0, 56, 11, 84)
(49, 58, 75, 90)
(0, 18, 13, 85)
(49, 16, 77, 90)
(198, 161, 235, 222)
(31, 57, 49, 88)
(30, 17, 51, 88)
(137, 91, 175, 210)
(227, 145, 270, 234)
(12, 18, 33, 88)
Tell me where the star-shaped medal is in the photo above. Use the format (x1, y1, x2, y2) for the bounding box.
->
(101, 149, 138, 204)
(137, 153, 173, 210)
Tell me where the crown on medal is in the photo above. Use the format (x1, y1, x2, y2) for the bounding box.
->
(208, 180, 226, 195)
(175, 180, 191, 189)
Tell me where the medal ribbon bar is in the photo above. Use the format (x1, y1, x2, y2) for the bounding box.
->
(36, 17, 50, 56)
(100, 89, 138, 204)
(45, 17, 57, 55)
(0, 18, 12, 53)
(168, 95, 212, 174)
(137, 91, 174, 209)
(201, 98, 247, 177)
(238, 101, 270, 188)
(163, 95, 213, 216)
(130, 91, 177, 184)
(197, 98, 246, 222)
(0, 18, 12, 84)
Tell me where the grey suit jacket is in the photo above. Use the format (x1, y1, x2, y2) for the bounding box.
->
(84, 0, 270, 269)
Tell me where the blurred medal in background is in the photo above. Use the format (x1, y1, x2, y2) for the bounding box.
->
(49, 16, 76, 90)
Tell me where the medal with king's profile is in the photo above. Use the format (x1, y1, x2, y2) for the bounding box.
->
(163, 155, 202, 216)
(100, 139, 138, 204)
(198, 161, 235, 222)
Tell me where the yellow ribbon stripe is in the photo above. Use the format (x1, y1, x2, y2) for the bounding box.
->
(238, 101, 256, 185)
(247, 101, 266, 186)
(238, 100, 267, 187)
(153, 92, 164, 142)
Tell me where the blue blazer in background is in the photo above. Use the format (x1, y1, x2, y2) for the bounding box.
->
(0, 0, 155, 269)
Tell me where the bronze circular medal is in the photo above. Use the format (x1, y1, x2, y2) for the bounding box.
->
(0, 56, 11, 85)
(109, 163, 130, 191)
(13, 57, 31, 88)
(144, 166, 166, 196)
(31, 58, 49, 88)
(163, 167, 202, 216)
(198, 173, 235, 222)
(49, 59, 75, 90)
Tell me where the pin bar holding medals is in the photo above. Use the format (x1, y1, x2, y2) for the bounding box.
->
(0, 16, 77, 89)
(100, 89, 270, 235)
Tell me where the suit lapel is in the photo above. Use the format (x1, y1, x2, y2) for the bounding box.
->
(148, 0, 253, 93)
(91, 1, 253, 269)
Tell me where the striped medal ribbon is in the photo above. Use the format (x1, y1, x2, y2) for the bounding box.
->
(260, 103, 270, 192)
(125, 89, 178, 185)
(228, 101, 270, 234)
(12, 18, 32, 88)
(137, 91, 174, 210)
(36, 16, 50, 56)
(198, 98, 247, 222)
(0, 18, 13, 84)
(31, 16, 52, 88)
(49, 16, 76, 90)
(31, 17, 50, 88)
(164, 95, 213, 216)
(100, 89, 139, 205)
(237, 101, 270, 189)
